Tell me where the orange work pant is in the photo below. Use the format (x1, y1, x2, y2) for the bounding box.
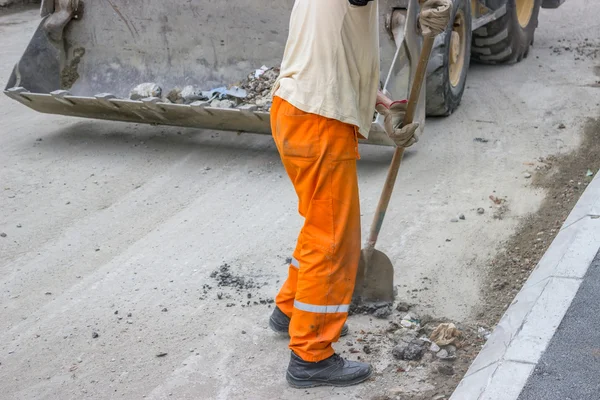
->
(270, 96, 361, 362)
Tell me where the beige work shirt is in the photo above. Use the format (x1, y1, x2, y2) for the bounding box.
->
(273, 0, 380, 138)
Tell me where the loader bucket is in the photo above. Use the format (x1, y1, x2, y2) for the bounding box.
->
(5, 0, 426, 146)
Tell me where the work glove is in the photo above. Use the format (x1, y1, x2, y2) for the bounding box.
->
(375, 101, 420, 148)
(348, 0, 374, 6)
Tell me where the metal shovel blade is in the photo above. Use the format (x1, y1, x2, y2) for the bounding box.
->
(352, 248, 395, 304)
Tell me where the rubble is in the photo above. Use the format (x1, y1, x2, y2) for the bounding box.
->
(392, 340, 426, 361)
(373, 304, 393, 319)
(127, 66, 279, 112)
(210, 263, 264, 290)
(130, 83, 162, 100)
(349, 300, 393, 316)
(395, 301, 412, 312)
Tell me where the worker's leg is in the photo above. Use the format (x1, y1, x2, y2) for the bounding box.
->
(275, 239, 302, 317)
(271, 97, 361, 362)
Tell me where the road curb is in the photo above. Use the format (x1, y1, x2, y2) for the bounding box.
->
(450, 171, 600, 400)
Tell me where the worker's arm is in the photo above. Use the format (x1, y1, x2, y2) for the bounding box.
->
(376, 90, 393, 108)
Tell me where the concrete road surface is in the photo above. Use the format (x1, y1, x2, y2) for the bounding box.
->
(1, 2, 598, 399)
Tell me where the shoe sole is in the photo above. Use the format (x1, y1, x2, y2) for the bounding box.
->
(269, 317, 349, 337)
(285, 368, 373, 388)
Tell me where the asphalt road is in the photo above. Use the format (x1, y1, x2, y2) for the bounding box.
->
(518, 250, 600, 400)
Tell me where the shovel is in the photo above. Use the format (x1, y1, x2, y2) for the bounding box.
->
(353, 1, 450, 305)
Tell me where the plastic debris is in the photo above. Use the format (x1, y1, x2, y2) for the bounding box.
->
(225, 86, 247, 99)
(477, 326, 492, 341)
(586, 169, 594, 177)
(255, 65, 269, 79)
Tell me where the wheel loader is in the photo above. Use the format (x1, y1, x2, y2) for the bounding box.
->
(4, 0, 565, 146)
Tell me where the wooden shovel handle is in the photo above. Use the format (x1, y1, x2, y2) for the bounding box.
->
(365, 34, 436, 249)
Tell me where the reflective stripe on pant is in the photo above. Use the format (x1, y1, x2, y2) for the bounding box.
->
(271, 96, 361, 362)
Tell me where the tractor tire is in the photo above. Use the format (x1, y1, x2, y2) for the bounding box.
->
(425, 0, 472, 117)
(471, 0, 542, 64)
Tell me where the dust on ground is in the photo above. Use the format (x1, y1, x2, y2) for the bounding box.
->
(360, 117, 600, 400)
(477, 116, 600, 329)
(206, 263, 273, 308)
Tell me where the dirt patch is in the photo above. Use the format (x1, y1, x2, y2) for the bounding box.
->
(550, 38, 600, 61)
(60, 47, 86, 89)
(368, 117, 600, 400)
(476, 117, 600, 328)
(206, 263, 274, 308)
(210, 263, 266, 290)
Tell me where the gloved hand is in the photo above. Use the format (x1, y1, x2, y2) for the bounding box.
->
(375, 101, 420, 148)
(349, 0, 374, 6)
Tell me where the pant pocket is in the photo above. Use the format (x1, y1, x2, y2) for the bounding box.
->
(324, 119, 360, 162)
(276, 109, 321, 160)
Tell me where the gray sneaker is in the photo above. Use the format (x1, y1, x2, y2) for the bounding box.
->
(269, 306, 349, 337)
(286, 351, 372, 388)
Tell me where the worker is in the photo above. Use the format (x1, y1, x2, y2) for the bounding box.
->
(268, 0, 419, 388)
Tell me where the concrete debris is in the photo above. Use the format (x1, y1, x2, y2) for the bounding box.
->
(130, 83, 162, 100)
(373, 304, 393, 319)
(156, 352, 168, 358)
(429, 323, 462, 346)
(436, 364, 455, 376)
(239, 66, 279, 111)
(392, 339, 426, 361)
(393, 329, 418, 345)
(450, 218, 459, 223)
(477, 207, 485, 214)
(524, 172, 532, 179)
(436, 348, 457, 361)
(558, 123, 566, 129)
(458, 214, 466, 220)
(166, 85, 206, 104)
(91, 332, 99, 339)
(429, 342, 441, 353)
(210, 263, 265, 290)
(395, 301, 412, 312)
(349, 301, 393, 316)
(0, 233, 7, 238)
